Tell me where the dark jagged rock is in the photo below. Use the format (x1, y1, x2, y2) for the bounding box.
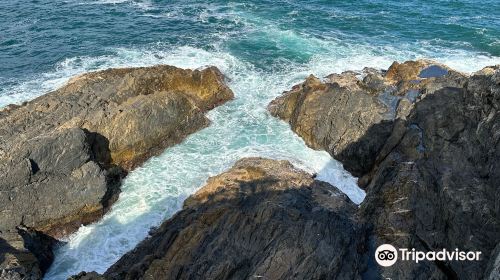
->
(94, 158, 367, 280)
(268, 74, 393, 177)
(0, 127, 118, 238)
(269, 61, 500, 279)
(0, 65, 233, 278)
(0, 228, 58, 280)
(359, 66, 500, 279)
(268, 59, 467, 176)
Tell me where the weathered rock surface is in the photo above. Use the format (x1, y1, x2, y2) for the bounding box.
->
(486, 243, 500, 280)
(92, 158, 367, 280)
(359, 66, 500, 279)
(270, 61, 500, 279)
(268, 59, 467, 176)
(0, 228, 57, 280)
(268, 74, 393, 177)
(0, 65, 233, 278)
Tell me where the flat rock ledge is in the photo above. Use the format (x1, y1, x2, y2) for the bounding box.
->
(268, 60, 500, 279)
(0, 65, 233, 279)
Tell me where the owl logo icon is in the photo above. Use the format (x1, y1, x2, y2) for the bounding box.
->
(375, 244, 398, 267)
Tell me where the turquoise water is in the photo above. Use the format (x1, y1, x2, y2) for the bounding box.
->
(0, 1, 499, 279)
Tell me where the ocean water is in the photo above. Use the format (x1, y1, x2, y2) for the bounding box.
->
(0, 1, 499, 279)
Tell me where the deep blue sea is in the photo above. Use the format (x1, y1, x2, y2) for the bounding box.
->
(1, 1, 499, 279)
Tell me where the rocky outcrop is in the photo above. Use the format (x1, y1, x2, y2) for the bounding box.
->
(87, 158, 367, 280)
(0, 65, 233, 279)
(269, 61, 500, 279)
(359, 66, 500, 279)
(268, 60, 466, 176)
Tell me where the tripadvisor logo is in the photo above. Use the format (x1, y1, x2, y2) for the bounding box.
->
(374, 244, 482, 267)
(375, 244, 398, 267)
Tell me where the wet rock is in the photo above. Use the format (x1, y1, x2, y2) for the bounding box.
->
(0, 65, 233, 278)
(99, 158, 367, 280)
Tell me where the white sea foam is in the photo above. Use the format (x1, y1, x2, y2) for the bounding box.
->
(73, 0, 154, 10)
(88, 0, 129, 4)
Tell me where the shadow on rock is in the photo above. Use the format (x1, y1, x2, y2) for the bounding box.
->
(351, 86, 499, 279)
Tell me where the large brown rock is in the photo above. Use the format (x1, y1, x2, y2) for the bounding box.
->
(0, 65, 233, 170)
(95, 158, 367, 280)
(0, 65, 233, 279)
(268, 74, 393, 177)
(268, 60, 467, 177)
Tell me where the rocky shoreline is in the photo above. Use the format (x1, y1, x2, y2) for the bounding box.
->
(1, 60, 499, 280)
(0, 65, 233, 279)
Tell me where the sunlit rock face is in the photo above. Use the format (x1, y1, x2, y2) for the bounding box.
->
(0, 65, 233, 279)
(268, 60, 468, 177)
